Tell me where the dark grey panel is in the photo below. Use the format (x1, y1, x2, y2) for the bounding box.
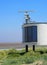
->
(23, 26, 37, 42)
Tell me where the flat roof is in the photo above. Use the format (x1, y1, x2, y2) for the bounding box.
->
(22, 22, 47, 27)
(23, 22, 47, 25)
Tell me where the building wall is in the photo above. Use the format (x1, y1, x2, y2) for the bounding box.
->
(38, 24, 47, 45)
(23, 23, 47, 45)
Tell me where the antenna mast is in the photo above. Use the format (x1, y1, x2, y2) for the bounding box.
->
(18, 10, 34, 23)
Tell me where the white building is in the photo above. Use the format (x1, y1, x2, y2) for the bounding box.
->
(22, 12, 47, 45)
(23, 22, 47, 45)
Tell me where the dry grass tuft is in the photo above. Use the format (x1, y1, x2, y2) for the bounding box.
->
(22, 61, 43, 65)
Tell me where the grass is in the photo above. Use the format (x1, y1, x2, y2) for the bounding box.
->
(0, 47, 47, 65)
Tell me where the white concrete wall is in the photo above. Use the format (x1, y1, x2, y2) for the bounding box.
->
(37, 24, 47, 45)
(23, 23, 47, 45)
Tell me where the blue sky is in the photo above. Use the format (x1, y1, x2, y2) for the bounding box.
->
(0, 0, 47, 43)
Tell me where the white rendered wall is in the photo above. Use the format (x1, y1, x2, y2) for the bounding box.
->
(23, 23, 47, 45)
(37, 24, 47, 45)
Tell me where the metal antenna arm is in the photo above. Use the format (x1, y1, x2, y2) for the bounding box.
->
(18, 10, 35, 23)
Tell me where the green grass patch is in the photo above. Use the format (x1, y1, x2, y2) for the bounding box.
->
(0, 47, 47, 65)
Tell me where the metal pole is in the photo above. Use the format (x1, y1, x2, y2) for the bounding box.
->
(33, 45, 35, 51)
(25, 44, 28, 52)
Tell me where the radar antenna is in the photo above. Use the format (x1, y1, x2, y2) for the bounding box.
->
(18, 10, 34, 23)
